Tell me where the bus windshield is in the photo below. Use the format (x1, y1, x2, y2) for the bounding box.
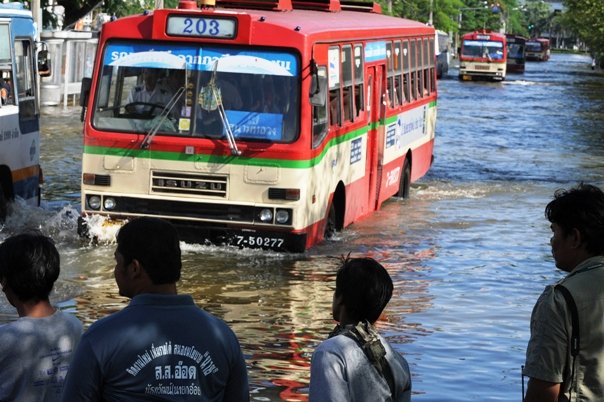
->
(92, 41, 300, 143)
(508, 43, 524, 59)
(462, 40, 504, 60)
(526, 42, 543, 52)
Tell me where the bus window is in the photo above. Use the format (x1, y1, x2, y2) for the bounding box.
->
(353, 44, 364, 117)
(429, 37, 436, 93)
(423, 37, 430, 96)
(410, 39, 417, 101)
(402, 40, 410, 103)
(328, 46, 341, 126)
(394, 40, 403, 106)
(15, 40, 37, 125)
(341, 45, 353, 123)
(312, 66, 328, 148)
(386, 42, 395, 107)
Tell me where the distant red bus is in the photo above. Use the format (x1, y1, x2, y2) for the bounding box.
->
(459, 30, 507, 81)
(505, 34, 527, 73)
(526, 38, 550, 61)
(78, 0, 438, 252)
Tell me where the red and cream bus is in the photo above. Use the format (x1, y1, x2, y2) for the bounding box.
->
(459, 29, 507, 81)
(79, 0, 437, 252)
(525, 38, 550, 61)
(0, 3, 49, 222)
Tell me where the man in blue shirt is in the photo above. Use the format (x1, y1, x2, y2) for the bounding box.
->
(61, 217, 249, 401)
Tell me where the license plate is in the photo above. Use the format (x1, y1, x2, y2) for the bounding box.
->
(233, 234, 285, 249)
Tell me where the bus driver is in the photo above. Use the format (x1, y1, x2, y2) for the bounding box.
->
(126, 68, 171, 113)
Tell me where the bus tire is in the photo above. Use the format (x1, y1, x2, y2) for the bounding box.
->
(396, 159, 411, 199)
(324, 202, 337, 239)
(0, 186, 7, 223)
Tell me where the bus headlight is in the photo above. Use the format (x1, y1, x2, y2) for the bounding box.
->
(258, 208, 273, 223)
(275, 209, 291, 225)
(104, 197, 116, 210)
(88, 195, 101, 210)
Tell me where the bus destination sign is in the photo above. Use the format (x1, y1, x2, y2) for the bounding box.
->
(167, 15, 236, 39)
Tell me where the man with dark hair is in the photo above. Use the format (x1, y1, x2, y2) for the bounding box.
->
(524, 183, 604, 402)
(0, 232, 82, 401)
(61, 217, 249, 401)
(309, 256, 411, 401)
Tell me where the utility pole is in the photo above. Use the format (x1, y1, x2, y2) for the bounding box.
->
(155, 0, 164, 9)
(32, 0, 42, 40)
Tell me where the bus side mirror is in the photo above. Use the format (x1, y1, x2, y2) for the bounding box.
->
(80, 77, 92, 122)
(38, 49, 51, 77)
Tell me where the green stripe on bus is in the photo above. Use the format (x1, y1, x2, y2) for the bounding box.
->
(83, 125, 369, 169)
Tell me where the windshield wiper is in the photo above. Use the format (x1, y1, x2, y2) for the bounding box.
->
(201, 60, 241, 156)
(140, 86, 185, 149)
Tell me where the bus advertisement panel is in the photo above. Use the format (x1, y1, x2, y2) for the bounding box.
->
(526, 38, 550, 61)
(459, 30, 507, 81)
(0, 3, 47, 222)
(506, 34, 527, 73)
(79, 0, 438, 252)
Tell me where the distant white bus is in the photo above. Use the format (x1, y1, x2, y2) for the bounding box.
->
(0, 2, 50, 221)
(436, 30, 450, 78)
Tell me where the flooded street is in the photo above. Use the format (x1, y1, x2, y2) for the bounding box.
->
(1, 53, 604, 401)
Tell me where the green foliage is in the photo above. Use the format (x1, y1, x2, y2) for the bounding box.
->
(563, 0, 604, 56)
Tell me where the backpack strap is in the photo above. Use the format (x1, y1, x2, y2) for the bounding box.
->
(555, 283, 579, 400)
(555, 284, 580, 356)
(342, 322, 396, 397)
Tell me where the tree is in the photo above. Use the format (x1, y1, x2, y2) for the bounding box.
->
(563, 0, 604, 59)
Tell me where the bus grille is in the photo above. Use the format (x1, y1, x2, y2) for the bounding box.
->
(151, 171, 227, 197)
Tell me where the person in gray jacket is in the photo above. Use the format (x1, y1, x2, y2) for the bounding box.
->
(309, 256, 411, 402)
(524, 183, 604, 402)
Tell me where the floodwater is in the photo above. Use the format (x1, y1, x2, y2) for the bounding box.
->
(1, 53, 604, 401)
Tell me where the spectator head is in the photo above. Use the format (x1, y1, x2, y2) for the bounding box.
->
(0, 232, 60, 303)
(333, 256, 393, 324)
(545, 183, 604, 256)
(116, 217, 181, 286)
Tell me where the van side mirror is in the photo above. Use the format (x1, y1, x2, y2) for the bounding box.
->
(38, 49, 51, 77)
(80, 77, 92, 121)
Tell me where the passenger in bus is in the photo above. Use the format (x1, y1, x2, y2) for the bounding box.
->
(309, 256, 412, 402)
(0, 75, 12, 105)
(159, 69, 187, 118)
(0, 232, 83, 402)
(60, 217, 249, 401)
(125, 68, 172, 113)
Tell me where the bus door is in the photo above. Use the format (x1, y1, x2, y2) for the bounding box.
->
(366, 64, 386, 211)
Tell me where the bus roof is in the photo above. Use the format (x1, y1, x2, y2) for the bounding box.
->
(462, 29, 506, 41)
(101, 0, 433, 43)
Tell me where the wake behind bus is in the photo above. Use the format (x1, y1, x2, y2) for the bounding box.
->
(0, 3, 50, 222)
(79, 0, 438, 252)
(459, 29, 507, 81)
